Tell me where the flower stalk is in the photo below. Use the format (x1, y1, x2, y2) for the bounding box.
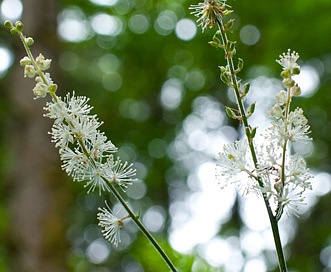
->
(191, 1, 312, 271)
(215, 14, 288, 272)
(5, 20, 177, 272)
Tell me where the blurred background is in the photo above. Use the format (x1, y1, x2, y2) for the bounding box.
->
(0, 0, 331, 271)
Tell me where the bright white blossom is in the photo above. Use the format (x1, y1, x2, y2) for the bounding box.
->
(18, 50, 136, 195)
(267, 108, 311, 144)
(276, 49, 300, 72)
(97, 202, 123, 247)
(102, 157, 136, 189)
(276, 185, 306, 218)
(44, 92, 136, 194)
(216, 139, 256, 193)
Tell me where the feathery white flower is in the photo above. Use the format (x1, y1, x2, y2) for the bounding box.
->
(97, 202, 123, 247)
(216, 140, 256, 192)
(276, 185, 306, 218)
(103, 156, 137, 190)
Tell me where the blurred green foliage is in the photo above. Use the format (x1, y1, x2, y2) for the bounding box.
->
(1, 0, 331, 271)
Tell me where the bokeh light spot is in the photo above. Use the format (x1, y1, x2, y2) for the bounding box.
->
(128, 14, 149, 34)
(98, 53, 120, 73)
(0, 0, 22, 21)
(143, 206, 166, 233)
(185, 70, 205, 91)
(154, 10, 177, 36)
(89, 0, 118, 6)
(57, 8, 91, 42)
(243, 257, 267, 272)
(86, 238, 110, 264)
(126, 180, 147, 200)
(119, 99, 151, 121)
(320, 245, 331, 268)
(175, 18, 197, 41)
(160, 78, 183, 110)
(102, 72, 122, 91)
(240, 25, 260, 46)
(0, 46, 13, 78)
(294, 65, 320, 97)
(90, 13, 123, 36)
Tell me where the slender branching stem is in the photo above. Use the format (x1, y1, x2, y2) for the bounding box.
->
(216, 18, 288, 272)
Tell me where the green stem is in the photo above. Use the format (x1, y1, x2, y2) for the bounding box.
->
(216, 19, 288, 272)
(106, 180, 178, 272)
(267, 205, 288, 272)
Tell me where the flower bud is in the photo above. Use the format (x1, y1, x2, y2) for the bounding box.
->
(33, 82, 48, 99)
(48, 84, 58, 93)
(4, 20, 13, 29)
(275, 90, 287, 105)
(25, 37, 34, 46)
(282, 78, 295, 88)
(36, 53, 52, 71)
(24, 65, 36, 78)
(10, 28, 17, 35)
(14, 21, 24, 32)
(280, 69, 291, 79)
(268, 104, 282, 118)
(20, 56, 31, 66)
(292, 67, 300, 75)
(291, 84, 301, 96)
(225, 19, 235, 31)
(225, 106, 239, 120)
(274, 182, 283, 193)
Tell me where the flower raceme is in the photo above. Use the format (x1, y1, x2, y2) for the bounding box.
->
(216, 50, 312, 219)
(190, 2, 308, 270)
(5, 20, 136, 246)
